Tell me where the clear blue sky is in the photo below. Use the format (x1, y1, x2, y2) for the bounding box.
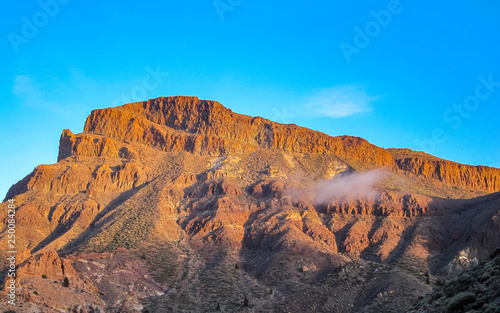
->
(1, 0, 500, 199)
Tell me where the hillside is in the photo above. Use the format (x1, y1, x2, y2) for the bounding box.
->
(1, 96, 499, 312)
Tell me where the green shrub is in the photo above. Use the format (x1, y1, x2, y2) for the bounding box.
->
(447, 292, 476, 312)
(430, 291, 444, 303)
(444, 277, 469, 297)
(41, 274, 47, 279)
(63, 277, 70, 287)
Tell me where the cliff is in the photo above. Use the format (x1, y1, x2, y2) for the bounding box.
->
(75, 96, 499, 193)
(82, 96, 397, 168)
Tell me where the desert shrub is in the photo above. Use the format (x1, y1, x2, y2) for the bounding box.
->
(63, 277, 70, 287)
(484, 303, 500, 313)
(447, 292, 476, 312)
(430, 291, 444, 303)
(41, 274, 47, 279)
(444, 277, 469, 297)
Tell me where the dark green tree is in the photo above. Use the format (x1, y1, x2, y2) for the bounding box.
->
(63, 277, 70, 287)
(243, 295, 249, 307)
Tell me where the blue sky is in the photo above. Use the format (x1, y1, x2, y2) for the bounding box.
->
(1, 0, 500, 199)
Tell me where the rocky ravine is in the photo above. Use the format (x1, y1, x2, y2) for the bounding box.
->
(1, 96, 499, 312)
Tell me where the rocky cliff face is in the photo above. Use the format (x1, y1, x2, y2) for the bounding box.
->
(1, 96, 500, 313)
(395, 156, 499, 193)
(83, 96, 398, 167)
(80, 96, 500, 192)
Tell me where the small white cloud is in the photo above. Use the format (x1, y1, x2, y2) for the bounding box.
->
(13, 74, 55, 110)
(307, 86, 379, 118)
(12, 73, 83, 115)
(313, 169, 387, 203)
(13, 75, 38, 98)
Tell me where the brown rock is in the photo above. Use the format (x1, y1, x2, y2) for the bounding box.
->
(16, 251, 82, 285)
(395, 157, 500, 192)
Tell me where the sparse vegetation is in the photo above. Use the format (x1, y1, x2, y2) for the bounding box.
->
(63, 277, 70, 287)
(407, 250, 500, 312)
(136, 242, 178, 285)
(41, 274, 47, 279)
(447, 292, 476, 312)
(443, 276, 471, 297)
(82, 186, 160, 253)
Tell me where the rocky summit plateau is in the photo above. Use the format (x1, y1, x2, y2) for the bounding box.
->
(1, 96, 499, 313)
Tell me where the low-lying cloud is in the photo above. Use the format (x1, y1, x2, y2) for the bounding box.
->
(313, 169, 387, 204)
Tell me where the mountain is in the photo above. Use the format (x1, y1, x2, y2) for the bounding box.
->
(1, 96, 499, 312)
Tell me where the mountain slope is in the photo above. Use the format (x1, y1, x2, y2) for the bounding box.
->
(1, 96, 499, 312)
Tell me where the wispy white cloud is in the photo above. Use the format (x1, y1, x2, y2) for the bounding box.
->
(13, 75, 39, 98)
(268, 85, 380, 123)
(313, 169, 387, 203)
(13, 74, 55, 110)
(306, 86, 379, 118)
(12, 70, 91, 115)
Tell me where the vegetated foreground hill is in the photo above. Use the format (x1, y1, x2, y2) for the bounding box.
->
(406, 249, 500, 313)
(0, 96, 499, 313)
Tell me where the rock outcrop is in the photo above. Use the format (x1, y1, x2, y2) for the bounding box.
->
(325, 192, 433, 217)
(15, 250, 83, 286)
(395, 157, 499, 193)
(83, 96, 397, 167)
